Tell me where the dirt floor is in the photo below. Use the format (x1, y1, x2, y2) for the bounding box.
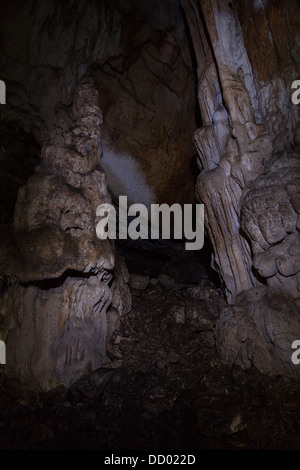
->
(1, 270, 300, 450)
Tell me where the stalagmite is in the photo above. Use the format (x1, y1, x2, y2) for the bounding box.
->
(0, 78, 131, 390)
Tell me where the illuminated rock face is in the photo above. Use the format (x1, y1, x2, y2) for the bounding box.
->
(182, 0, 300, 302)
(0, 0, 196, 390)
(182, 0, 300, 376)
(0, 79, 131, 390)
(0, 0, 299, 384)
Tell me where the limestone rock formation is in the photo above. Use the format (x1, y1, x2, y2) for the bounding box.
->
(0, 0, 197, 209)
(0, 0, 299, 387)
(216, 287, 300, 378)
(181, 0, 300, 377)
(94, 17, 197, 207)
(241, 149, 300, 300)
(0, 78, 131, 390)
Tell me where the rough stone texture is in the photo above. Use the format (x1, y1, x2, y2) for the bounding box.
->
(129, 274, 150, 290)
(181, 0, 300, 376)
(183, 0, 300, 302)
(0, 79, 131, 390)
(216, 287, 300, 378)
(0, 0, 197, 209)
(241, 149, 300, 300)
(94, 12, 197, 207)
(2, 277, 300, 450)
(0, 0, 118, 142)
(0, 0, 299, 387)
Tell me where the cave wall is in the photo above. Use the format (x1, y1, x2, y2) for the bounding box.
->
(181, 0, 300, 376)
(0, 0, 299, 386)
(0, 122, 40, 224)
(94, 2, 197, 207)
(0, 78, 130, 390)
(0, 0, 198, 389)
(0, 0, 198, 208)
(182, 0, 300, 302)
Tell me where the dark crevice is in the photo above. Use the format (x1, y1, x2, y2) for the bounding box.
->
(117, 234, 220, 286)
(180, 4, 202, 128)
(20, 268, 110, 291)
(196, 1, 228, 115)
(0, 121, 41, 225)
(64, 227, 84, 232)
(251, 265, 268, 286)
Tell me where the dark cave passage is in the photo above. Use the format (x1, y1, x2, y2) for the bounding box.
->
(116, 234, 219, 285)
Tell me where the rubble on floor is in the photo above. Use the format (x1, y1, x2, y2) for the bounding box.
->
(0, 273, 300, 450)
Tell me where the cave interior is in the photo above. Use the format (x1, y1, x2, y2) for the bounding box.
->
(0, 0, 300, 451)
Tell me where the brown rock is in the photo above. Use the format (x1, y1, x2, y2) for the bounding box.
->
(0, 79, 130, 390)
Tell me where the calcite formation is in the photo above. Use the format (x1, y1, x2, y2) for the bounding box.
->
(182, 0, 300, 376)
(0, 78, 130, 390)
(0, 0, 299, 385)
(216, 286, 300, 378)
(241, 149, 300, 300)
(0, 0, 197, 209)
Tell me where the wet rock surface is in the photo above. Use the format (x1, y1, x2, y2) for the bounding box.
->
(1, 274, 300, 450)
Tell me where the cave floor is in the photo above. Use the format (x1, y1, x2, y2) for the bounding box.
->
(1, 275, 300, 450)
